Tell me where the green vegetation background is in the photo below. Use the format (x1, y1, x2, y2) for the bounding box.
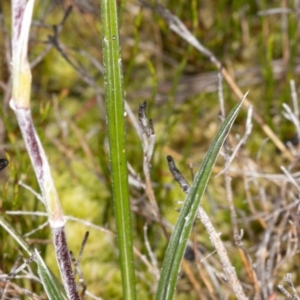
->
(1, 0, 300, 299)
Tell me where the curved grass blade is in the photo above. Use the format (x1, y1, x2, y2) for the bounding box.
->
(0, 217, 67, 298)
(0, 215, 31, 256)
(35, 249, 68, 300)
(156, 96, 246, 300)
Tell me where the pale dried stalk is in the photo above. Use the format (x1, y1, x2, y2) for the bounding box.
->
(10, 1, 79, 299)
(197, 208, 248, 300)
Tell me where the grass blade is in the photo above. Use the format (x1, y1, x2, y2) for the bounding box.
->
(156, 97, 245, 300)
(0, 215, 31, 256)
(100, 0, 136, 299)
(35, 250, 68, 300)
(0, 216, 67, 299)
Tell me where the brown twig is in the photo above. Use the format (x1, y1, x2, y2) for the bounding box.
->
(217, 72, 260, 296)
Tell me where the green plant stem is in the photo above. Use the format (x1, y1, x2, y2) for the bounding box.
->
(100, 1, 136, 299)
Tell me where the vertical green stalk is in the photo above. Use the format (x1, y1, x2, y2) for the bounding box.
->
(100, 1, 136, 299)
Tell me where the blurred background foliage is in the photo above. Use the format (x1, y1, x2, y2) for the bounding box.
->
(1, 0, 300, 299)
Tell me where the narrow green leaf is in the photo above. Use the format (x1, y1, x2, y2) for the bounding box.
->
(0, 216, 66, 299)
(35, 250, 67, 300)
(100, 0, 136, 299)
(156, 97, 245, 300)
(0, 215, 31, 256)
